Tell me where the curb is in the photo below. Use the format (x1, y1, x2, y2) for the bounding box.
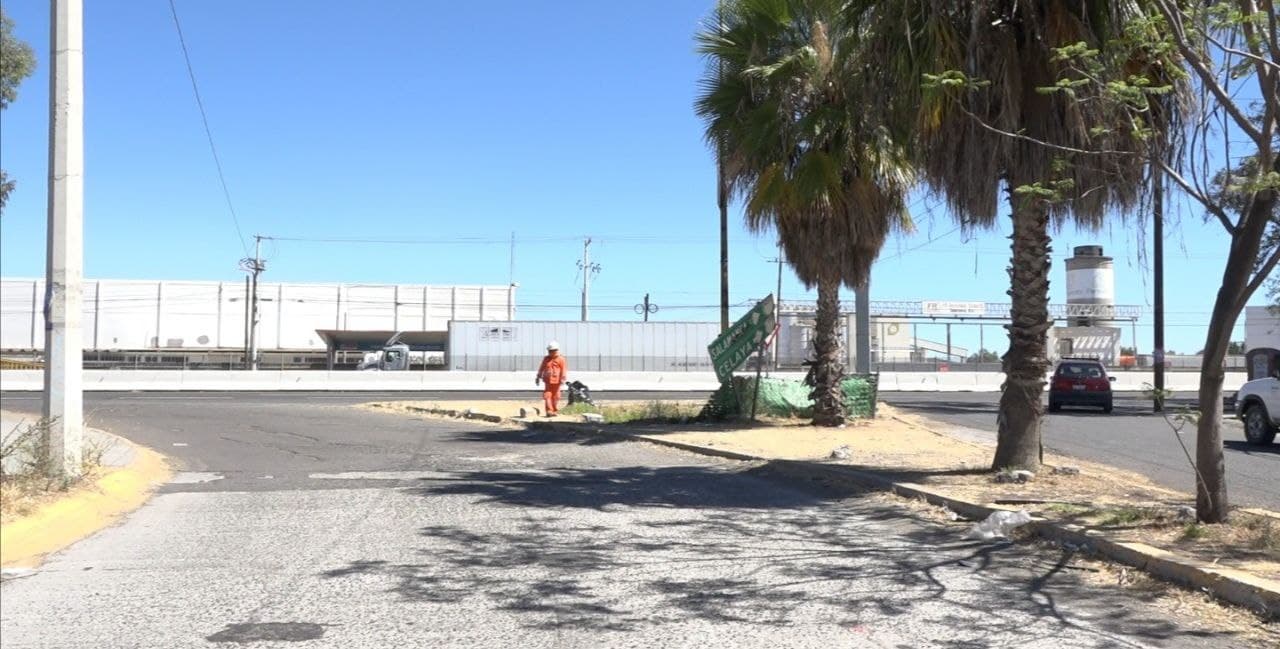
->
(0, 431, 172, 568)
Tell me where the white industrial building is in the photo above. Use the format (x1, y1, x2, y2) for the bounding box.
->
(1246, 306, 1280, 352)
(0, 278, 516, 354)
(448, 321, 722, 372)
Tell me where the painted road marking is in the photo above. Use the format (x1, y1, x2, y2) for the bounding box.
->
(169, 472, 224, 484)
(309, 469, 545, 481)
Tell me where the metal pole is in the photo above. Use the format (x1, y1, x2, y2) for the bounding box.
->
(717, 1, 729, 333)
(1131, 319, 1137, 365)
(750, 340, 765, 421)
(42, 0, 85, 478)
(643, 293, 651, 322)
(580, 237, 591, 322)
(913, 323, 919, 362)
(249, 235, 262, 370)
(979, 323, 985, 362)
(243, 275, 251, 366)
(1152, 153, 1165, 411)
(946, 323, 952, 363)
(854, 279, 870, 373)
(774, 242, 783, 370)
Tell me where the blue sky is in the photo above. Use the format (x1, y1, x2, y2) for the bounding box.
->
(0, 1, 1249, 354)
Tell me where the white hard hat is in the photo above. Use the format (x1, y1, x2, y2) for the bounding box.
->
(547, 341, 560, 351)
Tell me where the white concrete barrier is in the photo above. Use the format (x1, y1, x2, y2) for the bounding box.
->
(0, 369, 1248, 393)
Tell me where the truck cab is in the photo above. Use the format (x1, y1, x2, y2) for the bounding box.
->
(1237, 347, 1280, 445)
(358, 341, 412, 371)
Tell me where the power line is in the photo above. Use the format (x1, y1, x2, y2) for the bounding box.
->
(166, 0, 248, 257)
(261, 234, 765, 246)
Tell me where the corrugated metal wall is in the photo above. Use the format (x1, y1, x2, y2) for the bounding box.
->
(0, 278, 516, 351)
(447, 321, 721, 372)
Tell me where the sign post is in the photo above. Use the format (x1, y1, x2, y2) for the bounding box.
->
(708, 294, 777, 385)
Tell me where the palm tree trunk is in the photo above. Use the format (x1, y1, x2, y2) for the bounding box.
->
(993, 180, 1052, 472)
(810, 273, 845, 426)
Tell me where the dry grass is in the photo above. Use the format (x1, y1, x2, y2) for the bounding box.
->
(1073, 550, 1280, 646)
(1, 418, 114, 521)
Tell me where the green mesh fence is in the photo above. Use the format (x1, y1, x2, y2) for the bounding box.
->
(699, 374, 879, 421)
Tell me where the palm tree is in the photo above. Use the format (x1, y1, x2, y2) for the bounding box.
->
(857, 1, 1168, 469)
(697, 0, 913, 425)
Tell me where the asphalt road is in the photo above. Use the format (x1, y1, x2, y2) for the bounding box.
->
(880, 393, 1275, 511)
(0, 394, 1255, 647)
(2, 389, 1272, 510)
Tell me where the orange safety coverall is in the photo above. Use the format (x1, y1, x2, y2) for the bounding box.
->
(537, 353, 568, 415)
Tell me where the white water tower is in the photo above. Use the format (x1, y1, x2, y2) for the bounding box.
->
(1064, 245, 1115, 326)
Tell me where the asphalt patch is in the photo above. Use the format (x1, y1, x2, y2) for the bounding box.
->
(206, 622, 328, 643)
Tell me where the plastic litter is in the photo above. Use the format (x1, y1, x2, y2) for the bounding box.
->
(829, 445, 852, 460)
(965, 510, 1034, 540)
(994, 470, 1036, 484)
(581, 413, 604, 423)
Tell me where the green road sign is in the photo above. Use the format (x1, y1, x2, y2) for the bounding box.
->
(708, 295, 777, 383)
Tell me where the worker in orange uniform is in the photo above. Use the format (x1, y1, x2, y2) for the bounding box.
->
(536, 341, 568, 417)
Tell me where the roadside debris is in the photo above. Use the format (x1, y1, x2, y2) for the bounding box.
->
(994, 470, 1036, 484)
(1051, 466, 1081, 476)
(829, 445, 852, 460)
(966, 510, 1034, 541)
(582, 413, 605, 423)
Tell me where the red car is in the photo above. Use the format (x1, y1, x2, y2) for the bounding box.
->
(1048, 358, 1114, 413)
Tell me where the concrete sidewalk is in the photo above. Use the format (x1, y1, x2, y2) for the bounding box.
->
(386, 400, 1280, 620)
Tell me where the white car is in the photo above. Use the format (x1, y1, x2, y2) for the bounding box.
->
(1236, 376, 1280, 445)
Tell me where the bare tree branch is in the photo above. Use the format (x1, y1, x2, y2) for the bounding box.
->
(952, 104, 1135, 156)
(1205, 31, 1280, 74)
(1239, 243, 1280, 312)
(1154, 0, 1266, 146)
(1157, 159, 1239, 233)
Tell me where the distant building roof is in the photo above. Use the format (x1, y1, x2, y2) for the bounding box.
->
(315, 330, 447, 352)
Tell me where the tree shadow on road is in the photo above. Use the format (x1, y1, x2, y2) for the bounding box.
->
(320, 464, 1233, 644)
(1223, 440, 1280, 457)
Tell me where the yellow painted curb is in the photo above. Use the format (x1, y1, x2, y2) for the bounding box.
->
(1, 436, 171, 568)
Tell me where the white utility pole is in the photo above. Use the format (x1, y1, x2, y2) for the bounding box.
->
(42, 0, 85, 477)
(578, 238, 599, 322)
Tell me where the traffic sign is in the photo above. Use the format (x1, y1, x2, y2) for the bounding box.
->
(708, 295, 777, 383)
